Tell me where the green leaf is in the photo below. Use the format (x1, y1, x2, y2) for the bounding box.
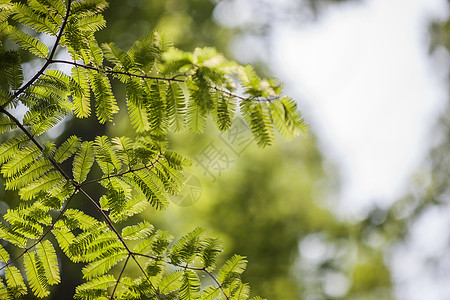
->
(212, 92, 236, 131)
(1, 145, 40, 178)
(0, 279, 11, 300)
(24, 251, 49, 298)
(36, 240, 60, 285)
(122, 221, 153, 240)
(126, 78, 150, 132)
(28, 0, 64, 26)
(170, 228, 204, 265)
(63, 209, 99, 230)
(82, 250, 127, 280)
(199, 286, 221, 300)
(54, 135, 81, 163)
(94, 135, 121, 174)
(180, 270, 200, 300)
(124, 170, 169, 210)
(0, 114, 16, 134)
(5, 158, 52, 190)
(73, 141, 95, 184)
(218, 255, 247, 288)
(5, 266, 27, 297)
(200, 238, 222, 270)
(12, 3, 59, 35)
(0, 244, 10, 264)
(101, 42, 132, 69)
(186, 99, 207, 134)
(18, 171, 66, 201)
(0, 50, 23, 90)
(71, 66, 91, 118)
(158, 270, 183, 294)
(0, 224, 27, 247)
(77, 14, 106, 32)
(74, 275, 116, 299)
(127, 100, 150, 132)
(147, 82, 167, 134)
(52, 226, 75, 258)
(166, 82, 186, 131)
(87, 70, 119, 123)
(269, 97, 307, 140)
(240, 101, 273, 147)
(87, 39, 104, 66)
(5, 25, 49, 58)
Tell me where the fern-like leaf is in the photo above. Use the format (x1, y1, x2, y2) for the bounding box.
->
(121, 221, 153, 240)
(0, 114, 16, 135)
(94, 135, 121, 174)
(77, 14, 106, 32)
(52, 225, 75, 258)
(199, 286, 221, 300)
(166, 82, 186, 131)
(240, 101, 273, 147)
(231, 283, 250, 300)
(73, 141, 95, 184)
(0, 50, 23, 90)
(218, 255, 247, 288)
(5, 157, 53, 190)
(74, 275, 116, 300)
(170, 228, 204, 265)
(269, 96, 307, 140)
(5, 25, 49, 58)
(147, 82, 167, 135)
(71, 66, 91, 118)
(0, 134, 29, 165)
(28, 0, 64, 26)
(126, 78, 150, 132)
(200, 238, 222, 270)
(61, 209, 98, 233)
(124, 170, 169, 210)
(158, 270, 183, 294)
(54, 135, 81, 163)
(81, 250, 128, 280)
(36, 240, 60, 285)
(0, 224, 27, 247)
(1, 145, 40, 177)
(12, 3, 59, 35)
(4, 266, 27, 298)
(18, 171, 66, 200)
(186, 100, 207, 134)
(24, 251, 49, 298)
(87, 70, 119, 123)
(180, 270, 200, 300)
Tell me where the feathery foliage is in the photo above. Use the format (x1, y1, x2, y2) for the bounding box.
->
(0, 0, 307, 298)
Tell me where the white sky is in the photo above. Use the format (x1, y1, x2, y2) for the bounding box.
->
(271, 0, 448, 214)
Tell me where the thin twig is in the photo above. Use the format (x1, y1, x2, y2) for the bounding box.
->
(110, 254, 131, 300)
(49, 59, 184, 82)
(80, 154, 164, 187)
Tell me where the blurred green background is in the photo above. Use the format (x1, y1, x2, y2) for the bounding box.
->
(2, 0, 450, 299)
